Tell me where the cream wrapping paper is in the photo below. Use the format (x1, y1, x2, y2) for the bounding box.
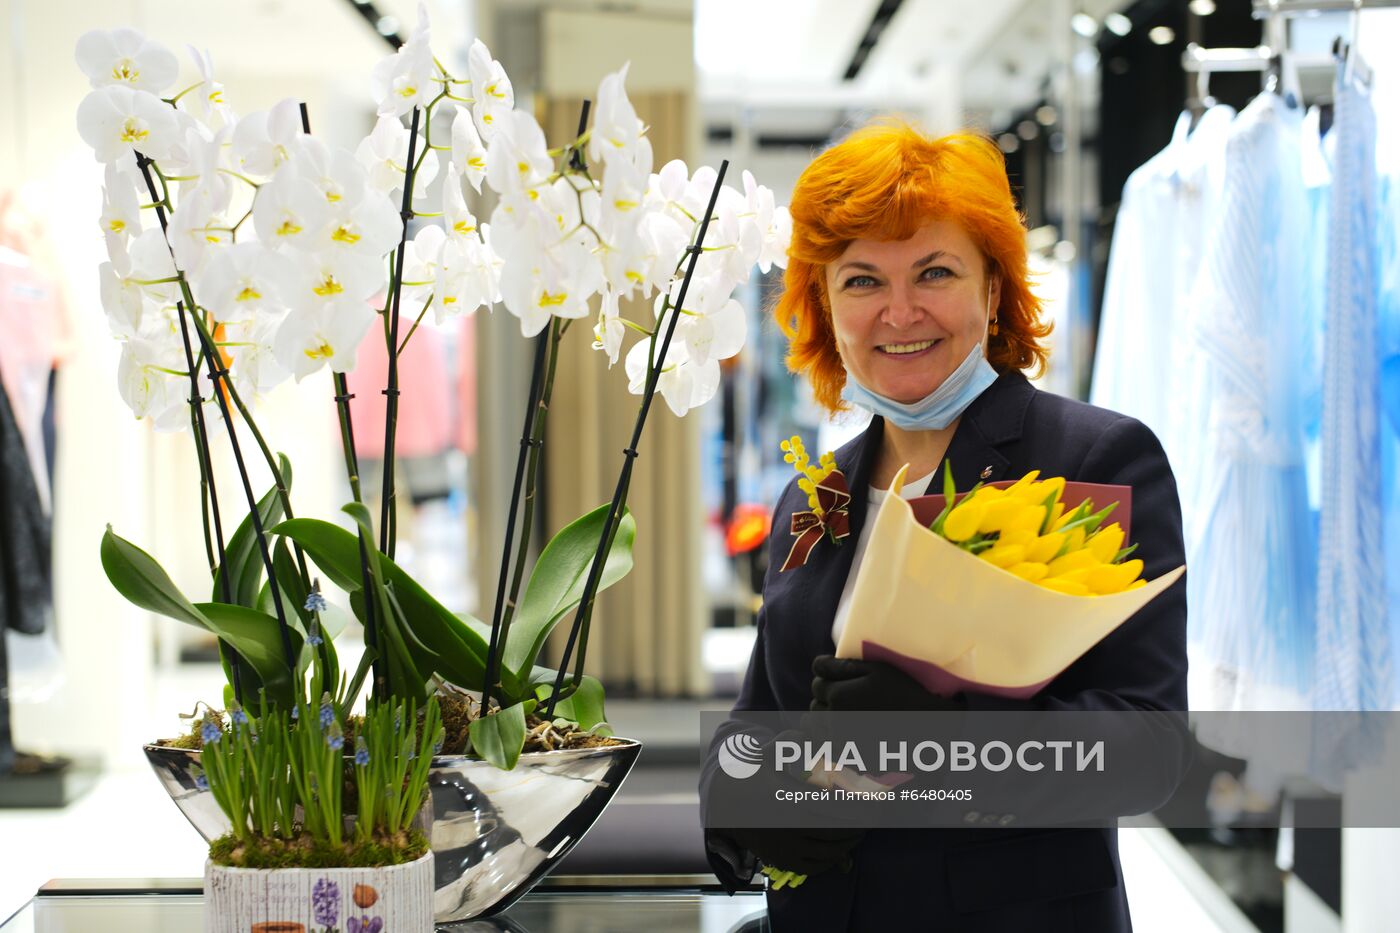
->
(833, 465, 1186, 698)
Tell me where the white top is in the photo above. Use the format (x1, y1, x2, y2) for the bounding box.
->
(830, 469, 936, 647)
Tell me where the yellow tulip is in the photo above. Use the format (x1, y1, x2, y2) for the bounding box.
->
(1008, 561, 1049, 582)
(1004, 470, 1041, 497)
(1085, 561, 1139, 594)
(1045, 500, 1065, 531)
(977, 498, 1021, 533)
(1063, 525, 1087, 555)
(998, 526, 1037, 547)
(1086, 523, 1125, 564)
(1040, 577, 1091, 596)
(943, 501, 986, 541)
(980, 543, 1026, 568)
(1046, 548, 1097, 577)
(1025, 532, 1066, 564)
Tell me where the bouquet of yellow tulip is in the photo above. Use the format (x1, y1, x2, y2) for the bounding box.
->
(930, 466, 1146, 597)
(833, 462, 1184, 698)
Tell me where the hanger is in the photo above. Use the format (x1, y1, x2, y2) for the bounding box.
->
(1334, 0, 1374, 88)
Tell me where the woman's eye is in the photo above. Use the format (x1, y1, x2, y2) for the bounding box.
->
(920, 266, 952, 281)
(844, 275, 878, 289)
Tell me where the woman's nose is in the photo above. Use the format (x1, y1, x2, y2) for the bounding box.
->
(880, 286, 922, 329)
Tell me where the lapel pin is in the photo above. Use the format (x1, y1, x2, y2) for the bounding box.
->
(980, 465, 994, 479)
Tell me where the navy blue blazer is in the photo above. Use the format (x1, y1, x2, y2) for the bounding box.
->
(701, 369, 1190, 932)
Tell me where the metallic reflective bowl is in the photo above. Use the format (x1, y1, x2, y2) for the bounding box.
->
(144, 738, 642, 922)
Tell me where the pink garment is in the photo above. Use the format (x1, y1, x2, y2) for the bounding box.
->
(346, 322, 454, 459)
(0, 206, 69, 513)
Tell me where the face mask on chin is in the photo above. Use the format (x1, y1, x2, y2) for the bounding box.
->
(838, 281, 999, 431)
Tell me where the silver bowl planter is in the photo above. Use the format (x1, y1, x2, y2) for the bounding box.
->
(145, 739, 642, 923)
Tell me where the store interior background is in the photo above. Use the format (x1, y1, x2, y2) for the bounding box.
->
(2, 0, 1399, 929)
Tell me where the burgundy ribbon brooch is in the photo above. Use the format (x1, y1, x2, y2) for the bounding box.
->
(779, 469, 852, 572)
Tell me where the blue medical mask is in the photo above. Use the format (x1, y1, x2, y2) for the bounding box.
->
(838, 284, 999, 431)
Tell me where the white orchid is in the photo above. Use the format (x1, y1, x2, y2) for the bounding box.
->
(252, 166, 332, 254)
(624, 336, 718, 417)
(371, 4, 436, 117)
(442, 169, 480, 243)
(230, 99, 302, 178)
(116, 307, 221, 432)
(592, 291, 626, 367)
(223, 316, 291, 397)
(272, 301, 377, 380)
(98, 259, 147, 339)
(196, 241, 294, 324)
(356, 114, 439, 198)
(289, 136, 368, 210)
(400, 224, 446, 305)
(309, 192, 402, 261)
(450, 106, 488, 193)
(167, 183, 231, 274)
(435, 231, 501, 322)
(661, 273, 747, 367)
(491, 205, 600, 336)
(166, 122, 233, 211)
(76, 85, 179, 163)
(742, 170, 790, 272)
(589, 65, 651, 173)
(75, 28, 178, 94)
(483, 109, 551, 199)
(466, 39, 514, 141)
(267, 250, 385, 312)
(100, 160, 143, 249)
(185, 46, 233, 125)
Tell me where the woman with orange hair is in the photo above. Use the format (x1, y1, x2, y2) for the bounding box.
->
(700, 123, 1188, 931)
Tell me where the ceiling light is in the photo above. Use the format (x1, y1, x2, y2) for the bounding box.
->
(376, 15, 400, 36)
(1148, 26, 1175, 45)
(997, 133, 1020, 154)
(1053, 240, 1077, 264)
(1071, 13, 1098, 38)
(1017, 120, 1039, 141)
(1189, 0, 1216, 15)
(1104, 13, 1131, 36)
(1035, 105, 1058, 126)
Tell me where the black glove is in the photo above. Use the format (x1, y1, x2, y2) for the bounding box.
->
(719, 824, 864, 877)
(810, 655, 969, 712)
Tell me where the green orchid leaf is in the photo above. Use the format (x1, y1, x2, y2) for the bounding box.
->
(213, 454, 291, 607)
(468, 701, 528, 770)
(101, 526, 209, 629)
(531, 669, 609, 733)
(503, 504, 636, 678)
(191, 602, 302, 707)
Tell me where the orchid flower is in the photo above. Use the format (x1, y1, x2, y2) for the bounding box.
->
(75, 28, 178, 94)
(466, 39, 514, 141)
(435, 230, 502, 322)
(185, 45, 233, 126)
(196, 241, 294, 324)
(450, 106, 488, 193)
(589, 64, 651, 173)
(76, 85, 179, 163)
(230, 99, 303, 179)
(272, 300, 377, 381)
(252, 166, 333, 254)
(370, 4, 436, 117)
(483, 109, 551, 199)
(356, 114, 439, 198)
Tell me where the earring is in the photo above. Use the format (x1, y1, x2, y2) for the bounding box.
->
(989, 318, 999, 336)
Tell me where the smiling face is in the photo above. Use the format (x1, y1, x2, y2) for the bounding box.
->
(826, 219, 999, 405)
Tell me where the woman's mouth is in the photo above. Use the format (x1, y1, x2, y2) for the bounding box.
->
(877, 338, 939, 356)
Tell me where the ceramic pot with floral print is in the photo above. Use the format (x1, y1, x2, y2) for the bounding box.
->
(204, 852, 433, 933)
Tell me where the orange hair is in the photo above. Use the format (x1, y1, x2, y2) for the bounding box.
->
(774, 121, 1051, 413)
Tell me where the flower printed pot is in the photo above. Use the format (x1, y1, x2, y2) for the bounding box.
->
(204, 851, 433, 933)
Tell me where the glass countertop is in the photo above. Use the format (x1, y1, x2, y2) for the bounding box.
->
(1, 877, 770, 932)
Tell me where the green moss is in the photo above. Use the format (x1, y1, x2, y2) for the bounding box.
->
(208, 829, 428, 869)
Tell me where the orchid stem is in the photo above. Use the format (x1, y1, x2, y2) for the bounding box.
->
(545, 159, 730, 716)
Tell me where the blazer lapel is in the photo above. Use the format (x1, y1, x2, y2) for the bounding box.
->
(930, 369, 1035, 492)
